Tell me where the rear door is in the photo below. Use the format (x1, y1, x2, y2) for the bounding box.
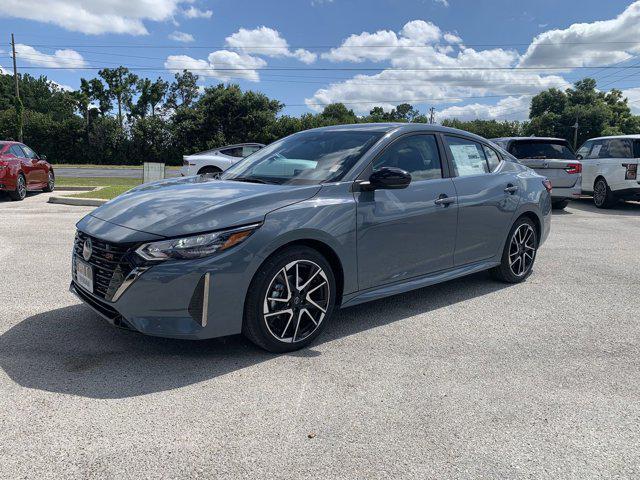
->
(595, 138, 634, 191)
(508, 140, 579, 189)
(444, 135, 521, 266)
(20, 144, 46, 184)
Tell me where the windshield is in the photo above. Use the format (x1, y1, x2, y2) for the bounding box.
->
(221, 130, 384, 185)
(509, 141, 576, 160)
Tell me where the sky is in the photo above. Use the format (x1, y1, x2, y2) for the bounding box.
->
(1, 0, 640, 122)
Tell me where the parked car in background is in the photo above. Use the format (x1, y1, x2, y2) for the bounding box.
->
(491, 137, 581, 210)
(0, 141, 54, 201)
(576, 135, 640, 208)
(71, 123, 551, 352)
(180, 143, 265, 177)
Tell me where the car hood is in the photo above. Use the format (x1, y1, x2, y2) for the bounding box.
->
(89, 176, 321, 237)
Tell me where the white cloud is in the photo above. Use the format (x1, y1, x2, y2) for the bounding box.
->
(438, 96, 532, 121)
(15, 44, 86, 69)
(165, 51, 267, 82)
(435, 0, 450, 6)
(322, 21, 441, 63)
(183, 6, 213, 19)
(519, 1, 640, 68)
(168, 31, 195, 43)
(225, 27, 317, 64)
(622, 87, 640, 114)
(0, 0, 192, 35)
(308, 21, 569, 114)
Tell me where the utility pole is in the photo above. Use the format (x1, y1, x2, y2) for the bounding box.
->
(11, 33, 23, 142)
(428, 107, 436, 125)
(572, 117, 579, 150)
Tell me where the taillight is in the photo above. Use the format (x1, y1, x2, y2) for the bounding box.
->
(565, 163, 582, 174)
(624, 163, 637, 180)
(542, 179, 552, 193)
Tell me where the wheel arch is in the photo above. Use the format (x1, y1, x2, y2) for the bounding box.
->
(516, 210, 541, 241)
(593, 174, 607, 189)
(256, 238, 345, 306)
(197, 165, 223, 175)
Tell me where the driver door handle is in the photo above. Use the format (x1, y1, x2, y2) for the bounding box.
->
(434, 194, 456, 206)
(504, 184, 519, 194)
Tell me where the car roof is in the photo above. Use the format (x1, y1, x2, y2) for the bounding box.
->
(585, 134, 640, 141)
(216, 142, 265, 149)
(491, 137, 569, 143)
(307, 123, 493, 143)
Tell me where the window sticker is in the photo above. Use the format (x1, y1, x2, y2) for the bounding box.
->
(450, 144, 485, 175)
(591, 144, 602, 157)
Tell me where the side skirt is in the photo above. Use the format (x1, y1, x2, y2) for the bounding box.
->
(340, 259, 500, 309)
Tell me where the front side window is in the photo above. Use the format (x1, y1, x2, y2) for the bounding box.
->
(222, 130, 384, 185)
(242, 145, 262, 157)
(600, 139, 632, 159)
(10, 145, 24, 157)
(221, 147, 244, 158)
(445, 136, 490, 177)
(21, 145, 37, 159)
(373, 135, 442, 181)
(586, 140, 603, 159)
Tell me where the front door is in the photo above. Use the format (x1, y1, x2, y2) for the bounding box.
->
(356, 134, 458, 290)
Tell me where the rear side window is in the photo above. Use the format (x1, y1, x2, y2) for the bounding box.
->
(600, 139, 633, 159)
(220, 147, 244, 158)
(445, 136, 490, 177)
(373, 134, 442, 181)
(483, 145, 501, 172)
(10, 145, 24, 157)
(634, 140, 640, 158)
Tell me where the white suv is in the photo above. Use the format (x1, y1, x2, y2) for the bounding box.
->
(577, 135, 640, 208)
(180, 143, 264, 177)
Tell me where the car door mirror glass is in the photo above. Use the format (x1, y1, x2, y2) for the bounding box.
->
(367, 167, 412, 190)
(40, 154, 47, 161)
(576, 154, 583, 160)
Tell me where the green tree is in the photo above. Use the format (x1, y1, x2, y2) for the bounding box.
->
(98, 67, 139, 128)
(167, 70, 200, 109)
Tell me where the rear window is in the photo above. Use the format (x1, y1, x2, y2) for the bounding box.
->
(509, 141, 576, 160)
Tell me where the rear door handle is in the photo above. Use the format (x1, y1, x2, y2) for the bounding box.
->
(504, 185, 519, 194)
(434, 194, 456, 206)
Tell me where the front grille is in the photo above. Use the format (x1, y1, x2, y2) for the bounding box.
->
(73, 231, 138, 301)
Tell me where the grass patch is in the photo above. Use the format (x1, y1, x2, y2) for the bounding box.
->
(55, 164, 181, 170)
(66, 186, 133, 200)
(57, 176, 141, 187)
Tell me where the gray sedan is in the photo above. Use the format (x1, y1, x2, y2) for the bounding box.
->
(71, 124, 551, 352)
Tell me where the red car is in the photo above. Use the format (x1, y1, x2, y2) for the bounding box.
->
(0, 141, 55, 201)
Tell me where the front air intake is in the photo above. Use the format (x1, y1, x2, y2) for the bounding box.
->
(188, 273, 210, 327)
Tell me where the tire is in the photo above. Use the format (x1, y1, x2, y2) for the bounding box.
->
(490, 216, 538, 283)
(243, 246, 336, 353)
(552, 199, 569, 210)
(43, 171, 55, 192)
(197, 166, 222, 178)
(593, 177, 617, 209)
(8, 174, 27, 201)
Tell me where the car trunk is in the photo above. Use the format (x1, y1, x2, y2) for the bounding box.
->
(517, 158, 579, 188)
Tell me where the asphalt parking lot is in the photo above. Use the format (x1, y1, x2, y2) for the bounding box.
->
(1, 192, 639, 479)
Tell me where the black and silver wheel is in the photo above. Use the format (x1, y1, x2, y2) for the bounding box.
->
(43, 171, 55, 192)
(491, 217, 538, 283)
(593, 178, 616, 209)
(243, 246, 336, 352)
(9, 173, 27, 201)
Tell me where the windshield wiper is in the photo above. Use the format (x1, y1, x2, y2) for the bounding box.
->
(230, 176, 269, 184)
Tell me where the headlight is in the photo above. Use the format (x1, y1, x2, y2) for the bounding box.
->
(136, 223, 260, 261)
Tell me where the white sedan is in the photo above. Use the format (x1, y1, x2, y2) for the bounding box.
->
(180, 143, 265, 177)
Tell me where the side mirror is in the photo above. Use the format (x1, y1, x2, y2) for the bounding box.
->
(365, 167, 412, 190)
(576, 154, 583, 160)
(40, 154, 47, 161)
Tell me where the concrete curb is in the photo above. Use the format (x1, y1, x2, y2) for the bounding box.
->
(55, 186, 99, 191)
(48, 196, 107, 207)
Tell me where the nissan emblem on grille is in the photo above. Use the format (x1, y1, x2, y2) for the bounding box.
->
(82, 238, 93, 261)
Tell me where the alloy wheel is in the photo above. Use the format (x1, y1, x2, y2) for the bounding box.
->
(48, 172, 55, 190)
(17, 176, 26, 199)
(508, 224, 536, 277)
(263, 260, 330, 343)
(593, 179, 607, 207)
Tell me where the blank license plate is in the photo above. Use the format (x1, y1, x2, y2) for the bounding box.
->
(75, 258, 94, 293)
